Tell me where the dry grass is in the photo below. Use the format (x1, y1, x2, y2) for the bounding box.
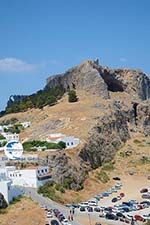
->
(0, 197, 45, 225)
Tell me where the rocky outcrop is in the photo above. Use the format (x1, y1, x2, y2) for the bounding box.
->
(46, 60, 109, 99)
(46, 60, 150, 101)
(137, 100, 150, 136)
(100, 68, 150, 101)
(79, 109, 130, 169)
(39, 152, 88, 191)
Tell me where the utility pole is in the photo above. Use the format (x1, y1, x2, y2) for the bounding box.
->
(88, 213, 92, 225)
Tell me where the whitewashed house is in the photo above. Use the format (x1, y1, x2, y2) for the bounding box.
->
(21, 122, 31, 129)
(5, 166, 51, 188)
(1, 133, 19, 142)
(46, 133, 80, 149)
(0, 167, 22, 204)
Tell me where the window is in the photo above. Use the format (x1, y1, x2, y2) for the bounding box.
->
(45, 169, 47, 172)
(71, 142, 73, 145)
(67, 143, 69, 146)
(41, 170, 44, 173)
(19, 174, 21, 177)
(10, 174, 12, 177)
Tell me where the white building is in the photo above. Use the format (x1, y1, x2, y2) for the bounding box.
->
(46, 133, 80, 149)
(21, 122, 31, 129)
(1, 133, 19, 142)
(5, 166, 51, 188)
(0, 166, 22, 204)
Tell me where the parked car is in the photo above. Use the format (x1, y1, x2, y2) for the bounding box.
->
(113, 177, 121, 181)
(79, 202, 88, 207)
(116, 212, 125, 218)
(121, 207, 130, 212)
(88, 199, 98, 206)
(120, 193, 125, 198)
(142, 193, 150, 199)
(140, 188, 148, 193)
(112, 197, 118, 203)
(87, 206, 93, 212)
(117, 196, 121, 200)
(47, 212, 53, 218)
(105, 213, 118, 220)
(134, 215, 145, 222)
(102, 192, 109, 197)
(99, 211, 106, 218)
(80, 206, 86, 212)
(70, 204, 79, 208)
(51, 220, 59, 225)
(62, 219, 71, 225)
(94, 207, 101, 212)
(142, 214, 150, 220)
(140, 200, 150, 206)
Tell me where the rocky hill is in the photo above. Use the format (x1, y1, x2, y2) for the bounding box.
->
(0, 59, 150, 190)
(46, 60, 150, 101)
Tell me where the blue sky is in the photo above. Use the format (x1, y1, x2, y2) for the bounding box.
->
(0, 0, 150, 110)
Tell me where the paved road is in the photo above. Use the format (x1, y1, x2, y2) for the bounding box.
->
(22, 187, 82, 225)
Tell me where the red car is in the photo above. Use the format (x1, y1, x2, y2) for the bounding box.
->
(120, 193, 125, 198)
(134, 215, 145, 222)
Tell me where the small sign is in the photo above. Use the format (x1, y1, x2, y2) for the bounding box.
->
(4, 140, 23, 160)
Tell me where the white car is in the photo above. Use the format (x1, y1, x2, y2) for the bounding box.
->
(99, 211, 106, 218)
(143, 214, 150, 220)
(79, 202, 89, 207)
(88, 199, 98, 207)
(61, 219, 72, 225)
(46, 212, 53, 218)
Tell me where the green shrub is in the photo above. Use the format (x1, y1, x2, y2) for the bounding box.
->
(68, 90, 78, 103)
(102, 162, 114, 171)
(95, 170, 110, 183)
(133, 139, 141, 144)
(38, 182, 62, 202)
(0, 134, 6, 140)
(140, 156, 150, 164)
(23, 140, 66, 151)
(0, 141, 7, 147)
(62, 176, 75, 189)
(59, 187, 65, 193)
(10, 195, 22, 204)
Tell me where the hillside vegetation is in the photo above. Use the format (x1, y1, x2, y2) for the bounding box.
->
(2, 86, 65, 115)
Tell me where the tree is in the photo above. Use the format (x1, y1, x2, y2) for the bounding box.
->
(68, 90, 78, 103)
(58, 141, 66, 149)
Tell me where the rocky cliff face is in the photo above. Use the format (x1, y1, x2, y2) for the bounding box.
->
(39, 152, 88, 191)
(46, 60, 109, 99)
(99, 68, 150, 101)
(79, 108, 130, 169)
(46, 60, 150, 101)
(137, 100, 150, 136)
